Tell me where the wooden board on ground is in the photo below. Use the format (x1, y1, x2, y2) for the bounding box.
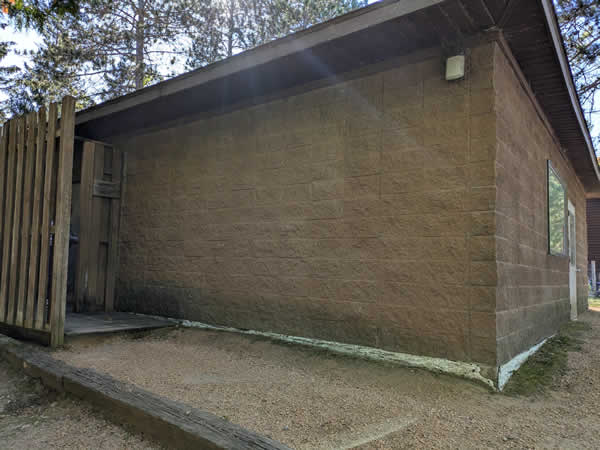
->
(0, 333, 290, 450)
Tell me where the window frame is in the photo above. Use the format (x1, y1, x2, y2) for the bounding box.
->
(547, 160, 567, 256)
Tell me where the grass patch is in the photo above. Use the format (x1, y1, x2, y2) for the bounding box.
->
(589, 297, 600, 309)
(503, 321, 590, 396)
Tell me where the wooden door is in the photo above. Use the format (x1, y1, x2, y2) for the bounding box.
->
(74, 140, 122, 313)
(0, 97, 76, 347)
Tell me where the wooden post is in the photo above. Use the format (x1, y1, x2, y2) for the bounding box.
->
(592, 261, 597, 297)
(50, 96, 75, 347)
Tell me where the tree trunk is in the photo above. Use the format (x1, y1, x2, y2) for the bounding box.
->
(135, 0, 145, 90)
(227, 0, 234, 57)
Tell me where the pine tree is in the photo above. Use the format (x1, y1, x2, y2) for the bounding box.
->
(0, 0, 81, 119)
(556, 0, 600, 139)
(185, 0, 368, 69)
(2, 11, 93, 116)
(1, 0, 209, 117)
(65, 0, 196, 93)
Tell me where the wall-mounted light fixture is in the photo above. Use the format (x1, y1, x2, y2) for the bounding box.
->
(445, 55, 465, 81)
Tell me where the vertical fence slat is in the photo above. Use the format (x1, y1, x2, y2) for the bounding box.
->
(36, 103, 58, 331)
(0, 120, 17, 323)
(25, 107, 46, 329)
(75, 140, 95, 312)
(16, 113, 37, 326)
(0, 125, 7, 264)
(50, 96, 75, 347)
(105, 148, 122, 312)
(0, 122, 9, 321)
(6, 117, 27, 325)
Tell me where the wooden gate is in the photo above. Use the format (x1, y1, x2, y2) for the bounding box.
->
(0, 97, 75, 347)
(73, 140, 122, 313)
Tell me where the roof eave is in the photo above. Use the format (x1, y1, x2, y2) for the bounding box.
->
(74, 0, 443, 126)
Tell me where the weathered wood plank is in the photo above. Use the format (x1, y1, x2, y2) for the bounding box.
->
(0, 125, 7, 256)
(75, 140, 95, 312)
(0, 121, 10, 322)
(92, 180, 120, 198)
(0, 323, 51, 347)
(63, 368, 290, 450)
(36, 104, 58, 330)
(25, 108, 47, 329)
(6, 117, 27, 325)
(50, 96, 75, 347)
(104, 149, 122, 312)
(87, 143, 104, 310)
(16, 112, 37, 326)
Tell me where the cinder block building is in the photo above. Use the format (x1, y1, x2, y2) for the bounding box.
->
(74, 0, 600, 385)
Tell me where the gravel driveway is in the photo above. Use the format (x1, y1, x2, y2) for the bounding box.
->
(51, 311, 600, 449)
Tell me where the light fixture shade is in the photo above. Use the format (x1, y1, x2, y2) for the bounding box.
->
(445, 55, 465, 81)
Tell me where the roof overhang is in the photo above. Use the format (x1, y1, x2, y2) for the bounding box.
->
(75, 0, 600, 192)
(503, 0, 600, 193)
(76, 0, 443, 127)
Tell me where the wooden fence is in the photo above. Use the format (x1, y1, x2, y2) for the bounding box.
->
(0, 97, 75, 347)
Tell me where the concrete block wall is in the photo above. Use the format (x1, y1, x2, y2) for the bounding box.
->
(493, 43, 588, 365)
(114, 42, 499, 367)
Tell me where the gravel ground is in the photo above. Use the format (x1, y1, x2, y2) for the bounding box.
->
(54, 312, 600, 449)
(0, 360, 160, 449)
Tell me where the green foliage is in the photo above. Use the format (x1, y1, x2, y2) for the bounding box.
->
(0, 0, 81, 120)
(2, 11, 94, 117)
(3, 0, 79, 30)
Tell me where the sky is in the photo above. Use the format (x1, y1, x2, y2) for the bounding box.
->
(0, 26, 40, 102)
(0, 26, 39, 67)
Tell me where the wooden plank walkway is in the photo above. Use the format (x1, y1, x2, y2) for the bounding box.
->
(64, 312, 174, 337)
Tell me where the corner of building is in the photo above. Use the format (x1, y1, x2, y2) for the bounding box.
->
(491, 35, 588, 379)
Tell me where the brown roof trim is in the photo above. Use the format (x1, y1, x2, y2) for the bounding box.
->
(540, 0, 600, 184)
(75, 0, 443, 126)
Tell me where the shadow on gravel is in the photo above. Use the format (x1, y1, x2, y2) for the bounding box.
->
(0, 366, 60, 416)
